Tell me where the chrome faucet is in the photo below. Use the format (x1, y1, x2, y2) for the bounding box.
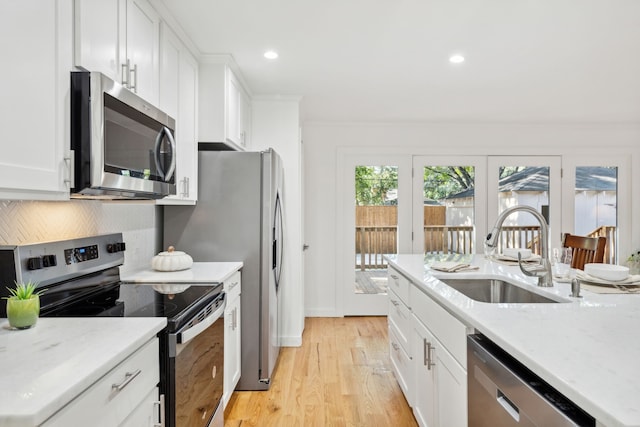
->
(485, 205, 553, 287)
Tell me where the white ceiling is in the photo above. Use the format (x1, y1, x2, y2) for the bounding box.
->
(159, 0, 640, 123)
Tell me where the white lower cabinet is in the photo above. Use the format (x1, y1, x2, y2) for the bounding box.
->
(387, 264, 470, 427)
(224, 271, 242, 407)
(388, 266, 414, 406)
(42, 337, 161, 426)
(413, 314, 467, 427)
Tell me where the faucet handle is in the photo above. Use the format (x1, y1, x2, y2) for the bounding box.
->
(517, 253, 554, 287)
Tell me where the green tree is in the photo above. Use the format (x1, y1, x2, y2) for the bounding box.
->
(355, 166, 398, 205)
(423, 166, 474, 201)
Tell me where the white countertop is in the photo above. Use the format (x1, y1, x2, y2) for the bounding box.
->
(0, 317, 166, 427)
(387, 254, 640, 427)
(120, 262, 243, 284)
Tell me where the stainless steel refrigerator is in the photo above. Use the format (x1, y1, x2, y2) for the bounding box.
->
(163, 146, 284, 391)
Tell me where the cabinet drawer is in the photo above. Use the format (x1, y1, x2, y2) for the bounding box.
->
(411, 286, 469, 367)
(389, 326, 413, 405)
(43, 338, 159, 427)
(388, 267, 410, 306)
(388, 291, 411, 352)
(224, 270, 241, 302)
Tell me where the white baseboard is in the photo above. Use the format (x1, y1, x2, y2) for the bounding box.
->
(280, 335, 302, 347)
(305, 308, 341, 317)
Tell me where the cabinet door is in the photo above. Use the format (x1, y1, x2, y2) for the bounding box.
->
(0, 0, 71, 200)
(123, 0, 159, 104)
(157, 23, 197, 204)
(413, 318, 436, 427)
(239, 88, 251, 148)
(120, 387, 160, 427)
(74, 0, 119, 81)
(226, 73, 241, 146)
(223, 295, 241, 407)
(435, 340, 467, 427)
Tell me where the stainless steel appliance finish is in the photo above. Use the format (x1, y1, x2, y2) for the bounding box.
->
(70, 71, 176, 199)
(164, 146, 284, 390)
(0, 234, 225, 427)
(467, 334, 595, 426)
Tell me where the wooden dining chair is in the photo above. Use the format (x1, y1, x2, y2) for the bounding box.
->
(561, 233, 607, 270)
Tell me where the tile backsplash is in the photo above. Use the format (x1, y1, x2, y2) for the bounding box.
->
(0, 200, 162, 275)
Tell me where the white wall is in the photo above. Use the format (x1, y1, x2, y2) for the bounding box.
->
(303, 122, 640, 317)
(251, 97, 304, 346)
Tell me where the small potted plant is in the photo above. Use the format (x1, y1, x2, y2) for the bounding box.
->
(3, 281, 44, 330)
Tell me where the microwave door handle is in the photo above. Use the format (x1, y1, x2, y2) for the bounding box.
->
(164, 127, 176, 182)
(153, 127, 177, 182)
(154, 129, 166, 180)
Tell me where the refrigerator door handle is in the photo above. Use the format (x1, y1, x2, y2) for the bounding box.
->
(273, 192, 284, 289)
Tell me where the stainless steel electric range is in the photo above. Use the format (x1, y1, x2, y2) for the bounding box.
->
(0, 233, 225, 427)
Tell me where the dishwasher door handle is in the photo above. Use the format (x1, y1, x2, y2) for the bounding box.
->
(497, 390, 520, 422)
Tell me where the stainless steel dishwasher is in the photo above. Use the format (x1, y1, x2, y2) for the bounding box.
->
(467, 334, 595, 426)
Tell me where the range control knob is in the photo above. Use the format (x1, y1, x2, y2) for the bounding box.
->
(42, 254, 57, 267)
(27, 257, 43, 270)
(107, 242, 126, 253)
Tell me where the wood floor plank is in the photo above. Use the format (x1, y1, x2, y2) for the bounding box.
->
(224, 317, 418, 427)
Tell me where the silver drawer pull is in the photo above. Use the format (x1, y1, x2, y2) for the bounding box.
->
(111, 369, 142, 392)
(390, 274, 399, 280)
(390, 299, 400, 306)
(228, 281, 239, 290)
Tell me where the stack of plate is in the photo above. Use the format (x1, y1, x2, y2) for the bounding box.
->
(584, 264, 629, 282)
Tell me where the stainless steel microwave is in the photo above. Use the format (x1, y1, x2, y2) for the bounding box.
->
(70, 71, 176, 199)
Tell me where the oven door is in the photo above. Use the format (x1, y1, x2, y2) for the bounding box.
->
(169, 296, 225, 427)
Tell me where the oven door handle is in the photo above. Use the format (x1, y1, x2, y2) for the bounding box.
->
(177, 300, 226, 345)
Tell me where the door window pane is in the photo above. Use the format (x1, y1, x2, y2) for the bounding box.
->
(575, 166, 617, 263)
(354, 165, 397, 294)
(496, 166, 550, 254)
(422, 166, 475, 254)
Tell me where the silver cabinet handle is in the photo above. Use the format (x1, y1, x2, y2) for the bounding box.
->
(129, 63, 138, 92)
(390, 274, 399, 280)
(426, 341, 436, 370)
(112, 369, 142, 392)
(233, 306, 238, 330)
(390, 299, 400, 307)
(121, 59, 130, 87)
(185, 177, 190, 198)
(153, 394, 166, 427)
(391, 342, 400, 351)
(228, 281, 239, 291)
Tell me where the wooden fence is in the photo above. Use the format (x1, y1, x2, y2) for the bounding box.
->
(354, 205, 618, 268)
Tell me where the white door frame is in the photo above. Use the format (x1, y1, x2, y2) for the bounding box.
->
(336, 151, 412, 316)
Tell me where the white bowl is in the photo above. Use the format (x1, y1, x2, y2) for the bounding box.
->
(584, 263, 629, 281)
(503, 248, 532, 259)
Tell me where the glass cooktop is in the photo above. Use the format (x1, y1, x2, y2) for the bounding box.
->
(40, 274, 223, 333)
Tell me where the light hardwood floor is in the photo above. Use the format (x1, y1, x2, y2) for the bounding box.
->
(224, 317, 418, 427)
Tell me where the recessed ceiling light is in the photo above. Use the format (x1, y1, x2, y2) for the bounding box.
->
(264, 50, 279, 59)
(449, 54, 465, 64)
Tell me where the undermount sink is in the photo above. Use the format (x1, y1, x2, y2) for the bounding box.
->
(438, 278, 564, 304)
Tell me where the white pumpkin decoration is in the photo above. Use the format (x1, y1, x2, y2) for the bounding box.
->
(151, 246, 193, 271)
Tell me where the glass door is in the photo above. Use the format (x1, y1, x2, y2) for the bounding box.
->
(561, 155, 630, 265)
(487, 156, 562, 254)
(338, 153, 411, 315)
(412, 156, 487, 256)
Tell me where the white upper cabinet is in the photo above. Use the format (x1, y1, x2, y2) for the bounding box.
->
(158, 23, 198, 204)
(74, 0, 159, 105)
(199, 61, 252, 151)
(122, 0, 160, 105)
(0, 0, 73, 200)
